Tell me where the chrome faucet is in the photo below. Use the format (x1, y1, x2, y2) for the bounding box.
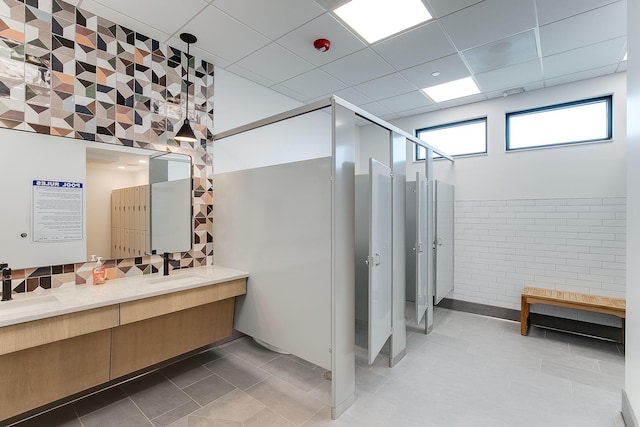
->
(1, 262, 12, 301)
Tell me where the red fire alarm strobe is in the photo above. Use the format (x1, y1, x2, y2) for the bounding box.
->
(314, 38, 331, 52)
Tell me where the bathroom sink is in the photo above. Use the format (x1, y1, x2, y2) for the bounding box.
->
(0, 295, 61, 316)
(146, 274, 208, 286)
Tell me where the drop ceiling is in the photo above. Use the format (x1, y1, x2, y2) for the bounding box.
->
(73, 0, 628, 121)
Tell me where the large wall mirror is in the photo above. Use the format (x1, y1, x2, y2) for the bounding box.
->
(0, 128, 193, 269)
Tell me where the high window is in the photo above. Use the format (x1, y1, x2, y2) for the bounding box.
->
(506, 96, 612, 151)
(415, 117, 487, 160)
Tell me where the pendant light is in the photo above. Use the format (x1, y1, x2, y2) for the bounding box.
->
(175, 32, 198, 143)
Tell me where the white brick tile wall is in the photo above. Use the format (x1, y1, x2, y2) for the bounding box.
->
(451, 197, 626, 326)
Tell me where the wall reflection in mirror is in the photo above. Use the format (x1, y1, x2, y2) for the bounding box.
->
(0, 128, 193, 269)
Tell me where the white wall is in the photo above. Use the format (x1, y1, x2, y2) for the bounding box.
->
(213, 67, 304, 134)
(213, 67, 332, 173)
(397, 73, 627, 200)
(625, 0, 640, 423)
(359, 73, 628, 325)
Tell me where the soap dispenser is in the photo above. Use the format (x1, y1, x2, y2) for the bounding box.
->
(92, 256, 107, 285)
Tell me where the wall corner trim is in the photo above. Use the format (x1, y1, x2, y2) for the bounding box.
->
(623, 389, 639, 427)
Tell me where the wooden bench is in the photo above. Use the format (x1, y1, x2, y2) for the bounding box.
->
(520, 287, 626, 343)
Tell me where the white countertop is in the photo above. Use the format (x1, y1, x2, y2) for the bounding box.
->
(0, 265, 249, 328)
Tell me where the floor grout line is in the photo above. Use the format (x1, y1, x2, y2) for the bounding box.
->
(9, 307, 626, 427)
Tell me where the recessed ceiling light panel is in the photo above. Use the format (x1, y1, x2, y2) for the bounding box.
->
(421, 77, 480, 103)
(334, 0, 432, 44)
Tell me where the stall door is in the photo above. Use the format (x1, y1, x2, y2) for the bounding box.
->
(414, 172, 429, 324)
(368, 159, 393, 365)
(434, 180, 454, 305)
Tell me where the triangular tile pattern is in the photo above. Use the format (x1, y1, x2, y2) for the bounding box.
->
(0, 0, 214, 295)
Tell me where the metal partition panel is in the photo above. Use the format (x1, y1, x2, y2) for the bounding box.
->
(405, 180, 417, 303)
(415, 172, 429, 324)
(354, 175, 370, 323)
(435, 180, 455, 305)
(425, 149, 435, 333)
(331, 102, 356, 419)
(368, 158, 393, 365)
(389, 131, 406, 367)
(215, 158, 332, 370)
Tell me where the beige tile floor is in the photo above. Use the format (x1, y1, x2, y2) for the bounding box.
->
(10, 307, 626, 427)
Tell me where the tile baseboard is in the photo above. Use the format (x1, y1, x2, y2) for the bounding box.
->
(437, 298, 623, 342)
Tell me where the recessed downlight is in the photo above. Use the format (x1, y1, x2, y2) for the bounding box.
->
(431, 71, 441, 77)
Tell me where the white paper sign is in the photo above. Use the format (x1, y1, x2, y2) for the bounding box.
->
(32, 180, 84, 242)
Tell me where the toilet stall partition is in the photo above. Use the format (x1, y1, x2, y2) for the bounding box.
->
(367, 158, 393, 366)
(414, 172, 430, 325)
(212, 96, 451, 418)
(435, 180, 455, 305)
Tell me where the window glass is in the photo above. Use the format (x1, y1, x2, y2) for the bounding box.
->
(415, 118, 486, 160)
(506, 96, 612, 151)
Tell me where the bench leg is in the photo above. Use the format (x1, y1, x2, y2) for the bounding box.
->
(520, 296, 529, 335)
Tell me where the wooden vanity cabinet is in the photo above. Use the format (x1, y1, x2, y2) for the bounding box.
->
(111, 299, 235, 378)
(110, 278, 246, 378)
(0, 278, 247, 423)
(0, 306, 119, 421)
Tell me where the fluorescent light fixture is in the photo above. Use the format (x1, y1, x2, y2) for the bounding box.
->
(421, 77, 480, 103)
(334, 0, 432, 44)
(624, 52, 628, 61)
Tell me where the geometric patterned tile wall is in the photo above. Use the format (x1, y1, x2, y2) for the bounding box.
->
(0, 0, 214, 294)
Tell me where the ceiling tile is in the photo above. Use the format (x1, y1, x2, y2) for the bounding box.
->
(542, 37, 626, 79)
(190, 45, 232, 68)
(395, 104, 441, 118)
(425, 0, 484, 18)
(400, 54, 470, 89)
(334, 87, 374, 105)
(269, 84, 310, 102)
(377, 91, 434, 113)
(352, 73, 416, 101)
(436, 92, 487, 109)
(213, 0, 324, 39)
(79, 0, 173, 42)
(225, 63, 278, 88)
(85, 0, 208, 38)
(277, 14, 367, 66)
(439, 0, 537, 50)
(186, 5, 270, 63)
(539, 1, 626, 56)
(359, 101, 394, 117)
(545, 65, 618, 88)
(462, 30, 538, 74)
(475, 59, 542, 93)
(321, 48, 396, 86)
(233, 43, 315, 83)
(278, 68, 347, 99)
(372, 21, 456, 71)
(536, 0, 620, 26)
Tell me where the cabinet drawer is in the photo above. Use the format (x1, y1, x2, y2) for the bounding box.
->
(0, 305, 119, 355)
(119, 278, 246, 324)
(111, 300, 235, 379)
